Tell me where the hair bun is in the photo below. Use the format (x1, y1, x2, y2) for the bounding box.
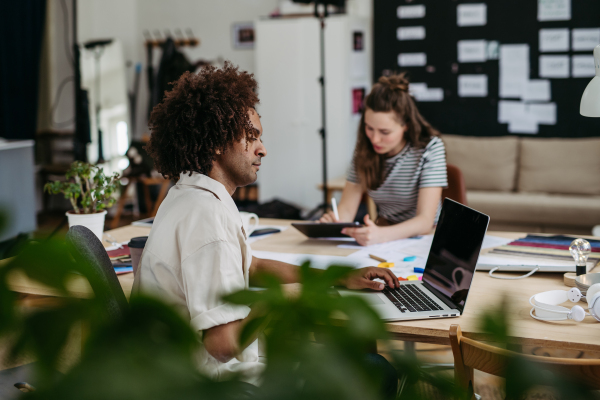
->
(378, 73, 409, 92)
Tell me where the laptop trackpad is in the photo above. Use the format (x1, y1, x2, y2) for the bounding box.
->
(345, 292, 386, 305)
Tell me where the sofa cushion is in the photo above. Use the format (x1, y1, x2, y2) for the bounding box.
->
(442, 134, 519, 192)
(467, 190, 600, 227)
(518, 138, 600, 195)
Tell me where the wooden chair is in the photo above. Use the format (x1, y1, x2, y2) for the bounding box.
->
(111, 176, 171, 229)
(449, 324, 600, 399)
(442, 164, 467, 206)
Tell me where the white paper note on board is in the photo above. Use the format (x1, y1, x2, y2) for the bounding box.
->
(539, 29, 569, 52)
(457, 4, 487, 27)
(509, 119, 539, 134)
(397, 26, 426, 41)
(458, 40, 487, 63)
(415, 88, 444, 102)
(398, 53, 427, 67)
(458, 75, 488, 97)
(523, 80, 551, 102)
(398, 5, 426, 19)
(539, 55, 570, 78)
(572, 55, 596, 77)
(499, 45, 530, 99)
(572, 28, 600, 51)
(530, 103, 557, 125)
(537, 0, 571, 21)
(498, 101, 526, 123)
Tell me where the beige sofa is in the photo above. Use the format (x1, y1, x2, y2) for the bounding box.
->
(442, 134, 600, 234)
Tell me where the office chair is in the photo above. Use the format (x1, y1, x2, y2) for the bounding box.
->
(442, 164, 468, 206)
(65, 225, 129, 321)
(450, 324, 600, 400)
(15, 226, 129, 393)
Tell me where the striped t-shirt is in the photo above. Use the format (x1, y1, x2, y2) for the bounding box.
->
(347, 136, 448, 224)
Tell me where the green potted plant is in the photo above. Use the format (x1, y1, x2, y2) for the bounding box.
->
(44, 161, 120, 239)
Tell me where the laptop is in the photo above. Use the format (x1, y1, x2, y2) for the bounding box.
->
(339, 198, 489, 322)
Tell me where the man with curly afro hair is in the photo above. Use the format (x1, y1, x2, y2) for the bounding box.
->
(134, 63, 400, 393)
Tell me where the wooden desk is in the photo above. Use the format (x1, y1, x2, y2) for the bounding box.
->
(5, 219, 600, 353)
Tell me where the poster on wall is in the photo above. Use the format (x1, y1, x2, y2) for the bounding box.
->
(352, 88, 366, 114)
(232, 22, 255, 49)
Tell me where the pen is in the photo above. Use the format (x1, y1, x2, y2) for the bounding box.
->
(331, 197, 340, 221)
(369, 254, 387, 262)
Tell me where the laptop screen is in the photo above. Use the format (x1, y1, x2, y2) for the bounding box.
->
(421, 199, 489, 313)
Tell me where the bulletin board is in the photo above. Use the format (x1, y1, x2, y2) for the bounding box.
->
(373, 0, 600, 137)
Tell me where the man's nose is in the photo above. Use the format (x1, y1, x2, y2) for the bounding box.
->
(257, 142, 267, 157)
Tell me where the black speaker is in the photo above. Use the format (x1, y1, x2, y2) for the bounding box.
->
(292, 0, 346, 7)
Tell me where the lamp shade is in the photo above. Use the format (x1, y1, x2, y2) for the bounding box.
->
(580, 44, 600, 117)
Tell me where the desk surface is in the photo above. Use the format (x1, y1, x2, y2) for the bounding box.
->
(5, 219, 599, 352)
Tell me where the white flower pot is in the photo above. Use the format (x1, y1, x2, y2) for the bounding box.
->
(66, 210, 107, 241)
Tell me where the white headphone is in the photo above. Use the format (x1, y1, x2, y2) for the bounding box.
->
(529, 284, 600, 322)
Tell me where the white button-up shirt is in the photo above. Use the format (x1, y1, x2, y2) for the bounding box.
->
(133, 172, 263, 383)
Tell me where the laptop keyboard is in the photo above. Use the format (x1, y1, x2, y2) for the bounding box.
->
(382, 284, 443, 313)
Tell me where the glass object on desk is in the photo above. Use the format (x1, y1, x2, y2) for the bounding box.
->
(570, 238, 591, 276)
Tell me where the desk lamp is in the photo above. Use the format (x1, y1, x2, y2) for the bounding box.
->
(580, 45, 600, 237)
(580, 44, 600, 117)
(570, 238, 591, 276)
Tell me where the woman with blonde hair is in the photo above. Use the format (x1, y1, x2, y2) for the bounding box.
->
(321, 73, 447, 246)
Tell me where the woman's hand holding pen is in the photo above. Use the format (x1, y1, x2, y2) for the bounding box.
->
(319, 211, 339, 223)
(341, 214, 385, 246)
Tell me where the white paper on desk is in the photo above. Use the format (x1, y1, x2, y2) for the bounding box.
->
(338, 237, 422, 251)
(458, 74, 488, 97)
(457, 3, 486, 27)
(539, 55, 570, 78)
(397, 26, 425, 41)
(529, 103, 557, 125)
(398, 5, 426, 19)
(572, 28, 600, 51)
(523, 80, 551, 102)
(398, 53, 427, 67)
(539, 28, 570, 52)
(481, 235, 514, 250)
(252, 250, 369, 270)
(537, 0, 570, 22)
(458, 40, 487, 63)
(572, 55, 596, 78)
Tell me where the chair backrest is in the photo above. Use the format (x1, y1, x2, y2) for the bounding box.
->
(66, 225, 128, 321)
(449, 324, 600, 395)
(442, 164, 467, 206)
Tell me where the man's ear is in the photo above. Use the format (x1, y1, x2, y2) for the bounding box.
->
(215, 149, 221, 155)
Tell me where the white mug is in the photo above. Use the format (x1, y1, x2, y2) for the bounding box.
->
(239, 212, 259, 235)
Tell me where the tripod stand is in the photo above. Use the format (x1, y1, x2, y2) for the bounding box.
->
(307, 0, 331, 219)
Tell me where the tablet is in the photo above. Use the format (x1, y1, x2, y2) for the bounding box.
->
(291, 222, 363, 238)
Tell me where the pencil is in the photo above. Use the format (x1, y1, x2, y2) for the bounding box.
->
(369, 254, 387, 263)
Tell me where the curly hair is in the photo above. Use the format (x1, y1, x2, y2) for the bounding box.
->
(145, 62, 259, 179)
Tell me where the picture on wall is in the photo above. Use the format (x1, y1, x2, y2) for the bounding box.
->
(353, 31, 364, 51)
(233, 22, 255, 49)
(352, 88, 366, 114)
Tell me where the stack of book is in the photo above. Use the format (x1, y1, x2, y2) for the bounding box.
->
(106, 245, 134, 275)
(486, 234, 600, 268)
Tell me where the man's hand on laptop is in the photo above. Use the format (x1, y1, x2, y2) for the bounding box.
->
(339, 267, 399, 290)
